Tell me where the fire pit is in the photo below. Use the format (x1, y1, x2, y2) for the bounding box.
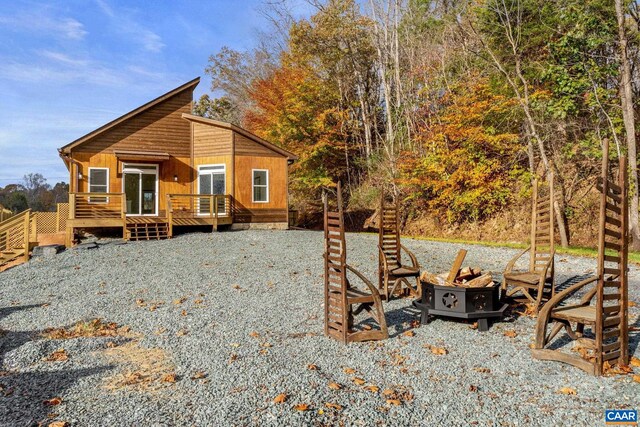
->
(412, 249, 508, 331)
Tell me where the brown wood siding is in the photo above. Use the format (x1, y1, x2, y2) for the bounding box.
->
(233, 155, 288, 223)
(193, 122, 232, 156)
(234, 133, 283, 157)
(73, 152, 192, 215)
(73, 90, 192, 156)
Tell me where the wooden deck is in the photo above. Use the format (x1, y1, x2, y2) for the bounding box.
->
(66, 192, 234, 245)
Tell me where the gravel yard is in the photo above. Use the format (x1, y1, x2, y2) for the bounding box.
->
(0, 230, 638, 426)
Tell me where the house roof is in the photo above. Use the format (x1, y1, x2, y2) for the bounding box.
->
(181, 113, 299, 161)
(58, 77, 201, 154)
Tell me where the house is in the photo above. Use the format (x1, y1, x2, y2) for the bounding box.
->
(58, 77, 297, 245)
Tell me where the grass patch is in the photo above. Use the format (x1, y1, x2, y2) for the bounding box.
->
(359, 232, 640, 265)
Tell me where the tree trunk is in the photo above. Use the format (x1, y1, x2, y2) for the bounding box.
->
(615, 0, 640, 250)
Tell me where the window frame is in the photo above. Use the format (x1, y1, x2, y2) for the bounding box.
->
(252, 169, 269, 203)
(88, 167, 109, 204)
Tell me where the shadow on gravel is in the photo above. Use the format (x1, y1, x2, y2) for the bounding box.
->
(383, 305, 421, 338)
(0, 304, 114, 426)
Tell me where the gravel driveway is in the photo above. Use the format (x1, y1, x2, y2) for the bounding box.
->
(0, 230, 638, 426)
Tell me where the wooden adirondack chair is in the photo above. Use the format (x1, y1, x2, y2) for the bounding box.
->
(532, 145, 629, 375)
(502, 172, 556, 312)
(378, 192, 421, 300)
(324, 183, 388, 343)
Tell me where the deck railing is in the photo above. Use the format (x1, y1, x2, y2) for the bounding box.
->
(69, 193, 126, 220)
(167, 194, 233, 221)
(0, 209, 33, 262)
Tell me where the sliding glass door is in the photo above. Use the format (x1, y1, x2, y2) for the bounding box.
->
(123, 164, 158, 216)
(198, 164, 226, 215)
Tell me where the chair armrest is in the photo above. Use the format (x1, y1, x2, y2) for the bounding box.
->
(534, 274, 598, 348)
(504, 246, 531, 274)
(378, 246, 390, 271)
(400, 244, 420, 269)
(345, 263, 382, 298)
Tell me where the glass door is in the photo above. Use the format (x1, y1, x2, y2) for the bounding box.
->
(123, 164, 158, 216)
(198, 164, 226, 215)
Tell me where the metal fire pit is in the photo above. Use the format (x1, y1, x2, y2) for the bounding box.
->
(413, 281, 508, 331)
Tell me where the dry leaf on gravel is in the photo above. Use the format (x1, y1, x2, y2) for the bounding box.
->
(633, 375, 640, 384)
(273, 393, 287, 404)
(382, 389, 395, 396)
(307, 364, 318, 370)
(403, 330, 415, 337)
(469, 385, 478, 392)
(43, 397, 62, 406)
(503, 330, 517, 338)
(181, 310, 187, 317)
(162, 373, 177, 383)
(473, 367, 491, 373)
(176, 329, 188, 337)
(135, 299, 146, 307)
(364, 385, 379, 393)
(44, 349, 68, 362)
(325, 402, 342, 410)
(629, 301, 637, 307)
(249, 331, 260, 338)
(362, 324, 372, 331)
(343, 368, 356, 374)
(386, 399, 401, 406)
(173, 298, 187, 305)
(48, 422, 68, 427)
(557, 387, 577, 395)
(328, 382, 342, 390)
(191, 371, 207, 380)
(293, 403, 310, 411)
(352, 377, 366, 386)
(630, 357, 640, 367)
(423, 344, 447, 355)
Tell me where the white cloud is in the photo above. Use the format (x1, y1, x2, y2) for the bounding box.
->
(0, 10, 87, 40)
(95, 0, 165, 53)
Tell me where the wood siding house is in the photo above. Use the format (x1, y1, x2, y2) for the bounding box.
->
(58, 77, 297, 245)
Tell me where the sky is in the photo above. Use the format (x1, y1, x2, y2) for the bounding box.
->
(0, 0, 313, 187)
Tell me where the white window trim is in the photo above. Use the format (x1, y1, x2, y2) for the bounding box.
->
(252, 169, 269, 203)
(197, 164, 227, 216)
(121, 163, 159, 216)
(88, 167, 109, 204)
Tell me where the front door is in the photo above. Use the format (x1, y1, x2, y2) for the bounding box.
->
(123, 164, 158, 216)
(198, 164, 226, 215)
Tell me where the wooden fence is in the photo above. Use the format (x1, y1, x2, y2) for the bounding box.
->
(0, 205, 14, 223)
(33, 203, 69, 234)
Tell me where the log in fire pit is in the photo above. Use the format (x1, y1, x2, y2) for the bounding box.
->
(413, 249, 508, 331)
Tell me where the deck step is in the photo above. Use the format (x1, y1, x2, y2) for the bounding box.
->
(126, 221, 169, 241)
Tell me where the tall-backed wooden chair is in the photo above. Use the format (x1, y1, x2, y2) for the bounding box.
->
(324, 183, 388, 343)
(378, 192, 421, 300)
(502, 172, 555, 312)
(532, 146, 628, 375)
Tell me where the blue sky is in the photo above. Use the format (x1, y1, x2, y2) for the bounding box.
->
(0, 0, 312, 186)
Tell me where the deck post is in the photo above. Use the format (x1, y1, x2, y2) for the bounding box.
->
(121, 193, 127, 240)
(167, 195, 173, 238)
(23, 209, 31, 262)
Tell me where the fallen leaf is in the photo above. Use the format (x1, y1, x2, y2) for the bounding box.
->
(259, 349, 268, 355)
(629, 301, 637, 307)
(630, 357, 640, 368)
(44, 349, 68, 362)
(249, 331, 260, 338)
(44, 397, 62, 406)
(48, 422, 68, 427)
(364, 385, 379, 393)
(469, 385, 478, 392)
(293, 403, 310, 411)
(191, 371, 207, 380)
(343, 368, 356, 374)
(410, 320, 420, 328)
(162, 373, 177, 383)
(403, 330, 415, 337)
(362, 324, 372, 331)
(230, 343, 240, 348)
(181, 310, 187, 317)
(173, 297, 186, 305)
(194, 299, 204, 305)
(154, 327, 167, 335)
(135, 299, 146, 307)
(261, 342, 272, 348)
(352, 377, 366, 386)
(325, 402, 342, 410)
(176, 329, 188, 336)
(273, 393, 287, 404)
(328, 382, 342, 390)
(424, 344, 448, 355)
(557, 387, 577, 395)
(307, 364, 319, 370)
(386, 399, 401, 406)
(229, 353, 238, 363)
(473, 367, 491, 374)
(633, 375, 640, 383)
(382, 389, 395, 396)
(503, 330, 517, 338)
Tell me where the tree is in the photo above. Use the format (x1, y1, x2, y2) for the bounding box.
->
(193, 94, 240, 124)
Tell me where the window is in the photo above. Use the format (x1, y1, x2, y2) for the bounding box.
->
(88, 168, 109, 203)
(252, 169, 269, 203)
(198, 164, 226, 214)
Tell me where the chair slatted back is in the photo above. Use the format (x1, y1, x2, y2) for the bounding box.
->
(379, 194, 400, 270)
(595, 143, 629, 372)
(324, 182, 349, 343)
(530, 172, 555, 274)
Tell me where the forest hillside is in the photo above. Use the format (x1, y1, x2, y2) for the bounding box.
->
(195, 0, 640, 249)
